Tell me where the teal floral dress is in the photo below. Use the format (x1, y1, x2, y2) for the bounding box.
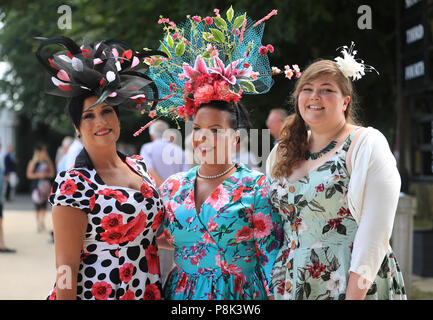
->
(159, 163, 282, 300)
(270, 130, 406, 300)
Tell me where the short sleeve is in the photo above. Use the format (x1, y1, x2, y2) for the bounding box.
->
(131, 156, 147, 172)
(126, 155, 156, 187)
(252, 174, 283, 298)
(49, 170, 94, 214)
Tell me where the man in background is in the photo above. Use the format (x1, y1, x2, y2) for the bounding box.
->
(0, 141, 16, 253)
(56, 135, 83, 173)
(139, 120, 189, 186)
(266, 108, 288, 145)
(4, 145, 17, 202)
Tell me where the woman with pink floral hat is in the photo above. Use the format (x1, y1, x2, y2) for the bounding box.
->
(149, 7, 293, 299)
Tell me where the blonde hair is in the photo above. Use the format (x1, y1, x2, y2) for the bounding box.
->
(271, 59, 359, 179)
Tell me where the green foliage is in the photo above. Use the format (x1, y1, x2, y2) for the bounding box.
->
(0, 0, 397, 139)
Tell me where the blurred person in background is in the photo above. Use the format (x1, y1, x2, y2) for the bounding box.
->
(26, 143, 55, 233)
(56, 134, 83, 173)
(139, 120, 189, 186)
(0, 141, 16, 253)
(4, 144, 18, 201)
(266, 108, 288, 145)
(55, 136, 74, 170)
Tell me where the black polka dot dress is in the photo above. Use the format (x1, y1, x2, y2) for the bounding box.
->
(47, 149, 164, 300)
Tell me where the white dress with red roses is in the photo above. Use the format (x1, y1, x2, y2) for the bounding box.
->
(47, 154, 164, 300)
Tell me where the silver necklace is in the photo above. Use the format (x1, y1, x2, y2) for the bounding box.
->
(197, 164, 236, 179)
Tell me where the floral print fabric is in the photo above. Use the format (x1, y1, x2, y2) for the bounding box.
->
(270, 130, 406, 300)
(159, 164, 282, 300)
(48, 154, 164, 300)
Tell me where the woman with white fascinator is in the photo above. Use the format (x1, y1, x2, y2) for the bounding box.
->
(267, 43, 406, 300)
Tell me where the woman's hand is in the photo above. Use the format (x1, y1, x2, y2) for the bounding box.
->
(157, 236, 174, 250)
(345, 271, 371, 300)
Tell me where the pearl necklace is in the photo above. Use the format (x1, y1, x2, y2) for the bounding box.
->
(197, 164, 236, 179)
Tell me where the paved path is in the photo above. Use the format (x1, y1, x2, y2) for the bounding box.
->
(412, 276, 433, 293)
(1, 194, 432, 300)
(0, 194, 55, 299)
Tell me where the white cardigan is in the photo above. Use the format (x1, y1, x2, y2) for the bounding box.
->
(266, 127, 401, 283)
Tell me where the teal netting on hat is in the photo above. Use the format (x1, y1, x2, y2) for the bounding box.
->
(147, 13, 274, 120)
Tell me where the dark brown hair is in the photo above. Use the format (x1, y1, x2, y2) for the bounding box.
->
(67, 94, 120, 129)
(196, 100, 252, 131)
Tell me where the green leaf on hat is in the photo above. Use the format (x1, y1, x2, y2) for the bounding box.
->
(210, 28, 225, 43)
(232, 13, 246, 30)
(202, 32, 213, 42)
(159, 41, 172, 58)
(226, 6, 234, 23)
(175, 41, 185, 57)
(239, 80, 257, 93)
(166, 34, 174, 49)
(214, 17, 227, 31)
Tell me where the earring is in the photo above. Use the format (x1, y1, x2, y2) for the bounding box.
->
(77, 133, 81, 138)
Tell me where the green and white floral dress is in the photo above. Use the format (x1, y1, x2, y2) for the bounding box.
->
(270, 130, 406, 300)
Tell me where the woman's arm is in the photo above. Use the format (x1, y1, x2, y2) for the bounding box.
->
(52, 205, 87, 300)
(345, 129, 371, 300)
(253, 176, 283, 299)
(346, 128, 401, 300)
(157, 237, 174, 250)
(26, 160, 39, 180)
(157, 175, 179, 250)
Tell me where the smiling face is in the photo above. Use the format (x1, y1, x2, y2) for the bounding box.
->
(192, 106, 238, 165)
(76, 96, 120, 149)
(297, 74, 351, 130)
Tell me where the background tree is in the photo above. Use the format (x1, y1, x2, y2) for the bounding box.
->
(0, 0, 397, 137)
(0, 0, 397, 192)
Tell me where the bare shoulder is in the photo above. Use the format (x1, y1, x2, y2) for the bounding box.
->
(348, 125, 366, 144)
(52, 205, 87, 220)
(346, 125, 366, 174)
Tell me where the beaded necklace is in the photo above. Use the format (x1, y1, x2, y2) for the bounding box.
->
(305, 140, 337, 160)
